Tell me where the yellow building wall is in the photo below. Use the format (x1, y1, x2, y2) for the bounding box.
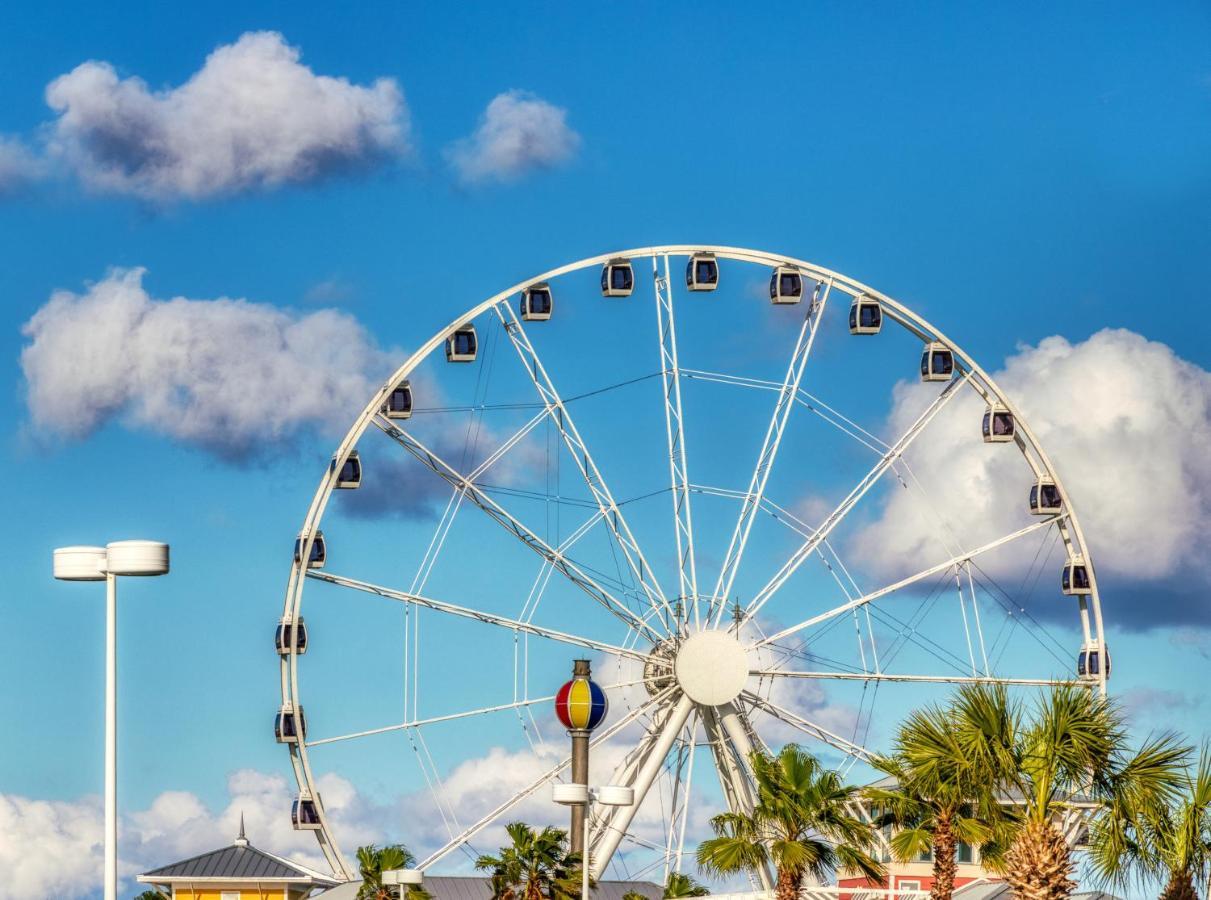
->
(170, 888, 291, 900)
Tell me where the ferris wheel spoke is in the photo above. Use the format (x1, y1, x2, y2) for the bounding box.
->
(373, 419, 662, 641)
(494, 301, 677, 632)
(416, 685, 675, 871)
(708, 280, 832, 625)
(750, 669, 1077, 686)
(653, 254, 700, 629)
(306, 677, 651, 748)
(308, 570, 655, 662)
(664, 715, 698, 879)
(743, 372, 971, 624)
(590, 692, 695, 879)
(754, 515, 1061, 648)
(741, 690, 874, 763)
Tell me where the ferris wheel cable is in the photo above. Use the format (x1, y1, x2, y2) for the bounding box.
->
(496, 301, 677, 631)
(742, 691, 874, 762)
(680, 368, 892, 458)
(740, 372, 971, 625)
(417, 685, 677, 871)
(372, 421, 665, 641)
(708, 282, 833, 620)
(969, 556, 1071, 667)
(755, 515, 1062, 649)
(866, 573, 976, 675)
(306, 570, 657, 662)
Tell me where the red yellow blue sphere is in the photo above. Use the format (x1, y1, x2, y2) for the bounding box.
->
(555, 676, 608, 731)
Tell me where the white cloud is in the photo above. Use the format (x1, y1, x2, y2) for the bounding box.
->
(20, 267, 396, 460)
(0, 769, 383, 900)
(0, 136, 45, 193)
(45, 31, 407, 200)
(850, 328, 1211, 623)
(447, 90, 580, 185)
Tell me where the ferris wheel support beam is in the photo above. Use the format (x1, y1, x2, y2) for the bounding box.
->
(699, 705, 774, 891)
(591, 693, 695, 879)
(307, 570, 654, 663)
(743, 373, 969, 623)
(709, 281, 832, 626)
(495, 302, 677, 632)
(756, 515, 1061, 648)
(373, 419, 661, 642)
(653, 254, 700, 629)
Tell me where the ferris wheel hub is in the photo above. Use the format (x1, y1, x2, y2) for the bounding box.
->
(674, 630, 750, 705)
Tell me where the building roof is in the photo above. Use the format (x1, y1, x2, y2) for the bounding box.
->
(139, 820, 338, 886)
(952, 883, 1123, 900)
(317, 876, 662, 900)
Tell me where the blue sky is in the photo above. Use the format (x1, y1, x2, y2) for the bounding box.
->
(2, 2, 1211, 896)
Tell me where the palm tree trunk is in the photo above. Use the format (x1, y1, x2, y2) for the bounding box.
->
(775, 866, 801, 900)
(930, 809, 957, 900)
(1003, 820, 1076, 900)
(1158, 870, 1198, 900)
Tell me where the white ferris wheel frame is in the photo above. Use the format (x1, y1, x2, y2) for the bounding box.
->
(277, 245, 1107, 880)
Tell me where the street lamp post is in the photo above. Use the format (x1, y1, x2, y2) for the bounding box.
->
(553, 783, 634, 899)
(54, 540, 170, 900)
(383, 867, 425, 897)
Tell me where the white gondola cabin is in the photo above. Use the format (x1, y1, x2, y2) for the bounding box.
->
(275, 616, 308, 655)
(1029, 477, 1063, 515)
(275, 704, 306, 744)
(1078, 643, 1111, 680)
(383, 380, 413, 419)
(686, 253, 719, 292)
(332, 451, 361, 489)
(1062, 557, 1092, 595)
(920, 342, 954, 382)
(769, 267, 804, 304)
(601, 259, 634, 297)
(446, 324, 478, 362)
(982, 403, 1016, 443)
(292, 794, 322, 830)
(849, 295, 882, 334)
(294, 531, 326, 569)
(521, 283, 553, 321)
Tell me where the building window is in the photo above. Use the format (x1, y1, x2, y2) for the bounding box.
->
(898, 881, 921, 893)
(220, 892, 240, 900)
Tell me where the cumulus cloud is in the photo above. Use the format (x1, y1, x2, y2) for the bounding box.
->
(447, 90, 580, 185)
(0, 136, 45, 193)
(44, 31, 407, 200)
(0, 769, 383, 900)
(20, 268, 396, 460)
(850, 328, 1211, 626)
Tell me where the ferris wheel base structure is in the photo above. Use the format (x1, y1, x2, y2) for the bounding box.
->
(275, 245, 1109, 881)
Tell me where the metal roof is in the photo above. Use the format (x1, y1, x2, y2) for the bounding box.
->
(140, 842, 338, 884)
(317, 876, 662, 900)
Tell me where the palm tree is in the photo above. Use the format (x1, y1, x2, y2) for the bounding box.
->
(1088, 744, 1209, 900)
(133, 892, 168, 900)
(952, 683, 1186, 900)
(868, 699, 1008, 900)
(476, 822, 582, 900)
(357, 844, 430, 900)
(663, 871, 709, 898)
(697, 744, 884, 900)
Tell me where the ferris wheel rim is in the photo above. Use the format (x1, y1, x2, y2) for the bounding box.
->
(277, 244, 1108, 879)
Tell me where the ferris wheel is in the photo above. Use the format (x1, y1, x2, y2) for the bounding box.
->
(274, 245, 1108, 883)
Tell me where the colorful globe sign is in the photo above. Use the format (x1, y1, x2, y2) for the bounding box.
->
(554, 675, 608, 732)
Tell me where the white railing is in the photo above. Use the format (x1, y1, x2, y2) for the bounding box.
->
(709, 888, 932, 900)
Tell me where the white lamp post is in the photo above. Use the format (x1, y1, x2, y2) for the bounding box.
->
(553, 783, 634, 899)
(383, 868, 425, 897)
(54, 540, 170, 900)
